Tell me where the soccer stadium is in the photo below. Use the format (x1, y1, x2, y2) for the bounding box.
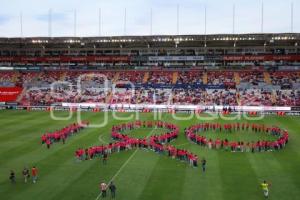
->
(0, 0, 300, 200)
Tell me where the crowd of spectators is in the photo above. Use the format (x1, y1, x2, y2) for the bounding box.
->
(176, 71, 203, 85)
(207, 71, 235, 85)
(0, 70, 299, 106)
(116, 71, 145, 84)
(269, 72, 300, 89)
(0, 71, 18, 87)
(238, 89, 273, 106)
(147, 71, 173, 85)
(274, 90, 300, 106)
(239, 71, 265, 86)
(110, 88, 172, 104)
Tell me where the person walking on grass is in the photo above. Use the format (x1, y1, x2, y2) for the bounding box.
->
(261, 180, 271, 199)
(103, 152, 108, 165)
(201, 158, 206, 172)
(9, 170, 16, 184)
(100, 181, 107, 198)
(109, 181, 116, 199)
(22, 167, 30, 183)
(31, 166, 38, 183)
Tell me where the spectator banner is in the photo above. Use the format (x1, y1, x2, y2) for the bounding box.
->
(204, 55, 223, 61)
(291, 107, 300, 111)
(119, 83, 224, 89)
(0, 87, 22, 102)
(131, 56, 148, 62)
(0, 56, 130, 63)
(148, 56, 205, 61)
(223, 55, 300, 61)
(61, 103, 291, 112)
(223, 82, 236, 87)
(0, 55, 299, 63)
(206, 85, 225, 89)
(278, 66, 300, 71)
(1, 55, 299, 63)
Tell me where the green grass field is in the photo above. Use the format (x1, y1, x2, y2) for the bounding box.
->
(0, 110, 300, 200)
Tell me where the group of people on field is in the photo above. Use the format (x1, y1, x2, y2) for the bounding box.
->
(41, 121, 89, 148)
(75, 121, 199, 167)
(8, 118, 275, 200)
(9, 166, 38, 184)
(185, 122, 289, 152)
(99, 181, 117, 199)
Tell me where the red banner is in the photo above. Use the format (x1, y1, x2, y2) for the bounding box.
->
(224, 82, 236, 86)
(223, 55, 300, 61)
(0, 56, 130, 63)
(0, 87, 23, 102)
(0, 55, 299, 63)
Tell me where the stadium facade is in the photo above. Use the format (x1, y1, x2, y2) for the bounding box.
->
(0, 33, 299, 70)
(0, 33, 299, 113)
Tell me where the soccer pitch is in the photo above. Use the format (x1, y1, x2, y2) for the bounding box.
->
(0, 110, 300, 200)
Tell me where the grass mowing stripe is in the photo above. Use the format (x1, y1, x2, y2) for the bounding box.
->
(1, 111, 300, 200)
(51, 151, 138, 200)
(0, 113, 109, 199)
(166, 113, 224, 200)
(0, 115, 81, 166)
(0, 112, 53, 139)
(217, 151, 261, 200)
(95, 113, 167, 200)
(0, 117, 79, 157)
(136, 113, 192, 200)
(267, 117, 300, 197)
(24, 139, 105, 200)
(0, 113, 106, 180)
(0, 127, 96, 185)
(45, 111, 152, 198)
(137, 158, 186, 200)
(180, 162, 204, 200)
(6, 157, 96, 200)
(115, 151, 161, 200)
(246, 152, 300, 200)
(0, 113, 40, 127)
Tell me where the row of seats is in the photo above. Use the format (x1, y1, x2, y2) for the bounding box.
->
(19, 87, 300, 106)
(0, 70, 299, 106)
(2, 70, 299, 88)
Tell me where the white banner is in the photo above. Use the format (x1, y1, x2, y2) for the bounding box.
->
(61, 103, 291, 111)
(148, 56, 204, 61)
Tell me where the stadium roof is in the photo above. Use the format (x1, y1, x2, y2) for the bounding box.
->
(0, 33, 299, 42)
(0, 33, 299, 49)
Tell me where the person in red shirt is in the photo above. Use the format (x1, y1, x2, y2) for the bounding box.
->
(41, 135, 47, 144)
(46, 139, 51, 149)
(31, 166, 38, 183)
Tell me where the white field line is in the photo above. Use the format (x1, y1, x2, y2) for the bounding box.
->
(175, 142, 190, 147)
(98, 134, 108, 145)
(95, 116, 166, 200)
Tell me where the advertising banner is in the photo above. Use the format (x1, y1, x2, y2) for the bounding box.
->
(223, 55, 300, 61)
(0, 56, 130, 63)
(0, 87, 23, 102)
(148, 56, 205, 61)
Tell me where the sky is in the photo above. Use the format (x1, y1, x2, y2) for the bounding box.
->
(0, 0, 299, 37)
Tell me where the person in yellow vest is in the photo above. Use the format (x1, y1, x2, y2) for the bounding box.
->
(261, 180, 271, 198)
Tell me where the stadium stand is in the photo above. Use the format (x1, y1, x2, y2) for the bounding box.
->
(0, 33, 299, 107)
(1, 70, 299, 106)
